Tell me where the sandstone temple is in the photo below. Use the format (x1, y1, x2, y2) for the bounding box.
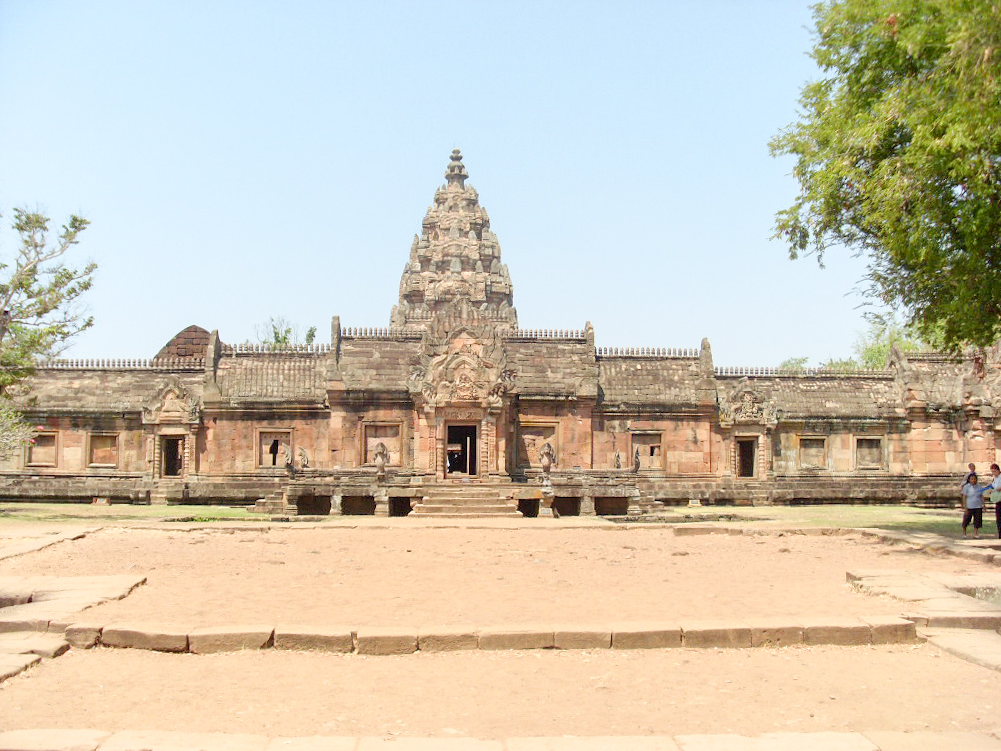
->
(3, 150, 1000, 515)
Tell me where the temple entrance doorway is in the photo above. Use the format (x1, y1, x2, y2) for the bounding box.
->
(446, 424, 477, 477)
(162, 437, 183, 477)
(737, 438, 756, 478)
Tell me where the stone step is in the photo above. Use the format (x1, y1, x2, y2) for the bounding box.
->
(422, 496, 504, 505)
(411, 510, 524, 518)
(412, 504, 521, 516)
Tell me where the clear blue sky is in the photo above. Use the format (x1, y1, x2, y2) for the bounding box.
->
(0, 0, 876, 367)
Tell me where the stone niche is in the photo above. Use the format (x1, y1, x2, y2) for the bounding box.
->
(631, 432, 663, 470)
(517, 423, 557, 468)
(364, 424, 401, 465)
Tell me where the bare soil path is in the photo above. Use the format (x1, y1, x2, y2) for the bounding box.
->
(0, 527, 979, 626)
(2, 643, 1000, 738)
(2, 522, 1001, 739)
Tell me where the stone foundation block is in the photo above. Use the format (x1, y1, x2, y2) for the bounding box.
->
(102, 623, 189, 653)
(612, 624, 682, 649)
(478, 627, 554, 651)
(803, 619, 872, 646)
(507, 738, 681, 750)
(0, 652, 41, 681)
(553, 627, 612, 650)
(862, 616, 918, 644)
(682, 621, 752, 649)
(356, 738, 503, 750)
(188, 626, 274, 654)
(673, 526, 716, 536)
(748, 620, 804, 648)
(355, 627, 418, 655)
(863, 729, 1001, 750)
(99, 730, 269, 751)
(65, 623, 104, 649)
(674, 731, 879, 750)
(418, 626, 479, 652)
(0, 728, 110, 751)
(0, 632, 69, 658)
(274, 626, 354, 652)
(265, 738, 358, 751)
(923, 613, 1001, 629)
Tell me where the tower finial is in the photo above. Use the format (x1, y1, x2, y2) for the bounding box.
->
(445, 148, 467, 187)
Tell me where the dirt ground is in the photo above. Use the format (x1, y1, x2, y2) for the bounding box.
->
(0, 526, 983, 625)
(3, 524, 1001, 738)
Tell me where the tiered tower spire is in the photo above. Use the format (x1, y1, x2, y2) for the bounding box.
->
(390, 149, 518, 329)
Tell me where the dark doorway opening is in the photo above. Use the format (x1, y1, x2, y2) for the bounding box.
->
(162, 437, 183, 477)
(297, 495, 331, 516)
(342, 496, 376, 515)
(737, 438, 756, 478)
(389, 497, 413, 517)
(446, 425, 477, 476)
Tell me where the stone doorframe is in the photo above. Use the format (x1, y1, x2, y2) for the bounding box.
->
(430, 406, 502, 480)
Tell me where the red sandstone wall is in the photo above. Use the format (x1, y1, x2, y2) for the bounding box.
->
(199, 412, 331, 473)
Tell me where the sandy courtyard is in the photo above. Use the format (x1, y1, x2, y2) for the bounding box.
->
(3, 523, 1001, 738)
(0, 526, 982, 626)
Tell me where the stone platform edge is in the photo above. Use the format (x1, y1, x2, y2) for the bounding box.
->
(62, 616, 919, 655)
(3, 728, 1001, 751)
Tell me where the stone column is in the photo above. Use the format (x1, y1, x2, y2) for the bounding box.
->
(374, 487, 389, 516)
(580, 494, 595, 516)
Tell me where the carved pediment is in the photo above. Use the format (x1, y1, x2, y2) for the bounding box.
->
(718, 382, 776, 427)
(143, 378, 200, 425)
(407, 301, 515, 410)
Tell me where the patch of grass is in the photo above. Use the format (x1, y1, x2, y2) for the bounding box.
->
(0, 502, 270, 525)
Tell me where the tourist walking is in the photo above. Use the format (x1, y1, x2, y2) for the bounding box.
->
(961, 472, 987, 538)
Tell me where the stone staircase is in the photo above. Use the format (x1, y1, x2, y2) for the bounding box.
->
(410, 481, 522, 517)
(149, 480, 186, 506)
(251, 490, 290, 515)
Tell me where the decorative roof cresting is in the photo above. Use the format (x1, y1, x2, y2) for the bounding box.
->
(390, 149, 518, 330)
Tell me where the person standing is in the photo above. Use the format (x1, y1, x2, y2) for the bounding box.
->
(961, 472, 987, 539)
(984, 463, 1001, 538)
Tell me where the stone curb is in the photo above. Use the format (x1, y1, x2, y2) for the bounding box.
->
(56, 616, 918, 656)
(2, 729, 1001, 751)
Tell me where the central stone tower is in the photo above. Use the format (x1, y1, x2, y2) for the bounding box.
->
(390, 149, 518, 330)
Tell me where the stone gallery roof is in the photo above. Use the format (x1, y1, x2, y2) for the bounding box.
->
(336, 334, 422, 393)
(598, 354, 704, 406)
(504, 335, 598, 398)
(716, 372, 902, 420)
(20, 366, 205, 413)
(215, 353, 327, 402)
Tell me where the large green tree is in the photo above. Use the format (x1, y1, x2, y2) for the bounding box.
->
(0, 209, 96, 457)
(771, 0, 1001, 351)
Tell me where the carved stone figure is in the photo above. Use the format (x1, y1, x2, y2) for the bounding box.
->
(632, 448, 640, 473)
(278, 442, 292, 467)
(373, 442, 389, 482)
(297, 447, 309, 469)
(539, 442, 555, 474)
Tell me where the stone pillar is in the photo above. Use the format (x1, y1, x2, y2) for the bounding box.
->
(374, 487, 389, 516)
(433, 415, 444, 480)
(580, 494, 595, 516)
(483, 414, 497, 475)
